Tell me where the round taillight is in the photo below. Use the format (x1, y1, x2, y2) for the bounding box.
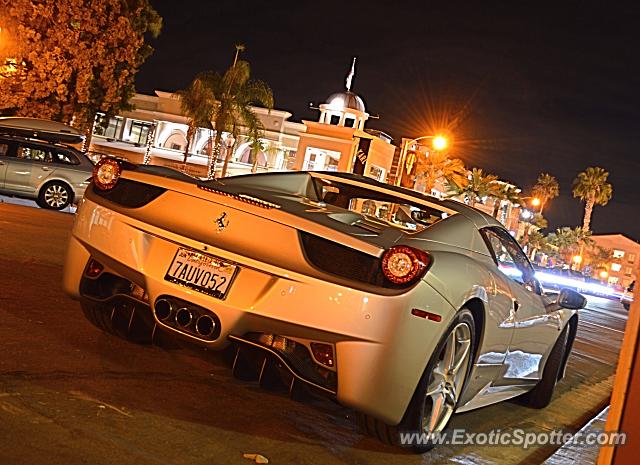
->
(381, 245, 430, 284)
(93, 158, 122, 190)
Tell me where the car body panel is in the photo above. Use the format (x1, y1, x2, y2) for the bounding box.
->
(63, 167, 580, 425)
(5, 155, 53, 194)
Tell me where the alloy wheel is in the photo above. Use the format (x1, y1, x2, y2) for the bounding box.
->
(44, 184, 69, 209)
(422, 321, 472, 434)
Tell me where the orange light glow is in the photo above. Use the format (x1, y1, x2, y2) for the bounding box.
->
(531, 197, 541, 207)
(432, 135, 448, 151)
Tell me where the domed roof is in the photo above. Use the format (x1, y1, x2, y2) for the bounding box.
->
(326, 91, 366, 113)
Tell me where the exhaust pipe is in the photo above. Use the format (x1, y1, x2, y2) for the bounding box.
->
(175, 307, 193, 328)
(195, 315, 216, 338)
(154, 299, 173, 321)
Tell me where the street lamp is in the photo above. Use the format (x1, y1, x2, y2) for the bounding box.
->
(395, 134, 449, 187)
(431, 135, 448, 151)
(572, 254, 583, 271)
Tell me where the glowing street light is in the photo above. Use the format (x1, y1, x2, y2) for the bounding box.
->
(521, 209, 533, 220)
(572, 255, 583, 265)
(599, 270, 609, 279)
(396, 134, 451, 186)
(432, 135, 448, 151)
(531, 197, 541, 207)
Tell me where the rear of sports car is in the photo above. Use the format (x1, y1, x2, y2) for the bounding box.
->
(63, 160, 461, 425)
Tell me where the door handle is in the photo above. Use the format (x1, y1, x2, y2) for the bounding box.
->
(41, 166, 51, 171)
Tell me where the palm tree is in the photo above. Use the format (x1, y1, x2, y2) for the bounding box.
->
(174, 74, 215, 166)
(572, 167, 613, 231)
(532, 173, 559, 214)
(491, 183, 522, 218)
(531, 213, 548, 230)
(525, 229, 549, 262)
(415, 151, 468, 194)
(547, 226, 592, 264)
(447, 168, 499, 208)
(211, 45, 274, 179)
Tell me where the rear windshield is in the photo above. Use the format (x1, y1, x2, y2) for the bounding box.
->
(315, 178, 452, 233)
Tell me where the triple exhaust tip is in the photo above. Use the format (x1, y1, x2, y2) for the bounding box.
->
(154, 298, 216, 338)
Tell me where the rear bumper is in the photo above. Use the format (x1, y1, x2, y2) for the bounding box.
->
(63, 198, 456, 424)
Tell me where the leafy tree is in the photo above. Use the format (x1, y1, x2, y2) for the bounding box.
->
(532, 173, 560, 214)
(414, 150, 468, 194)
(572, 167, 613, 231)
(210, 45, 273, 179)
(0, 0, 162, 142)
(447, 168, 500, 207)
(175, 73, 216, 165)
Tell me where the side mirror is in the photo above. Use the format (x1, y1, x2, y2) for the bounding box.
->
(557, 288, 587, 310)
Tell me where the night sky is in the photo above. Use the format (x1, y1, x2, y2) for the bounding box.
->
(136, 0, 639, 241)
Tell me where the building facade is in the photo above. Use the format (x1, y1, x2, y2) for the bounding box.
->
(590, 234, 639, 289)
(90, 90, 305, 177)
(293, 87, 396, 182)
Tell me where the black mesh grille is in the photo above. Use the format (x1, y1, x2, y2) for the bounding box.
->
(91, 180, 165, 208)
(300, 232, 404, 289)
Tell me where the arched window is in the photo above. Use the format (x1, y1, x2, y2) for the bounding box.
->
(162, 131, 188, 151)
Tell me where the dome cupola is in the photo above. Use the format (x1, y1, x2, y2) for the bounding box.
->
(325, 90, 366, 113)
(318, 58, 369, 130)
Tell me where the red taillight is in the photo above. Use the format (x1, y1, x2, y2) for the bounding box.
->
(381, 245, 430, 284)
(93, 157, 122, 190)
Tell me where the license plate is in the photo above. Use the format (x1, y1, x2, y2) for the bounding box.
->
(165, 248, 238, 300)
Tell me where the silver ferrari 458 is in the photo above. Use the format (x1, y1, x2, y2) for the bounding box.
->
(63, 158, 586, 450)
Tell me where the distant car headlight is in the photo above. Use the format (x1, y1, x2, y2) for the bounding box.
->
(93, 158, 122, 190)
(381, 245, 430, 284)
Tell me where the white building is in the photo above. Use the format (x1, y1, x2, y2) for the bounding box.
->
(90, 90, 305, 177)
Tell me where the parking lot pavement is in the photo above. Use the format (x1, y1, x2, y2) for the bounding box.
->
(0, 194, 76, 213)
(0, 202, 627, 465)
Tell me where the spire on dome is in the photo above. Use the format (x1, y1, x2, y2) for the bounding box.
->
(345, 57, 356, 91)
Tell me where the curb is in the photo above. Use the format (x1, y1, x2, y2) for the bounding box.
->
(543, 406, 609, 465)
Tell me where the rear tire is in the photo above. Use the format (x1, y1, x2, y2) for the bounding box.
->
(521, 325, 569, 409)
(81, 300, 155, 344)
(359, 309, 475, 452)
(37, 181, 72, 210)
